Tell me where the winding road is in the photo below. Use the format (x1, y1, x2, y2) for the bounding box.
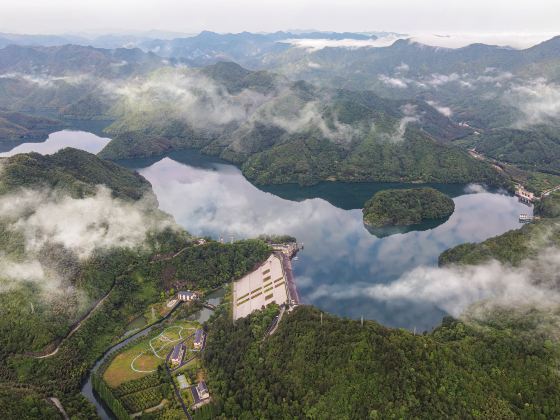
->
(32, 284, 115, 359)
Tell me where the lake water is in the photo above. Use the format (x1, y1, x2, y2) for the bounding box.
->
(4, 130, 532, 330)
(120, 149, 531, 331)
(0, 129, 111, 157)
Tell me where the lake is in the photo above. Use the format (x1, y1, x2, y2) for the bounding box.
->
(5, 130, 532, 330)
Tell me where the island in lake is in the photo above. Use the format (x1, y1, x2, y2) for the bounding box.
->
(363, 187, 455, 228)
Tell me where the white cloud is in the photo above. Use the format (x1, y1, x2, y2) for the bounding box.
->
(308, 246, 560, 322)
(409, 32, 558, 50)
(395, 62, 410, 73)
(426, 100, 452, 117)
(106, 68, 271, 131)
(378, 74, 408, 89)
(391, 103, 419, 141)
(425, 73, 462, 87)
(4, 186, 172, 260)
(0, 185, 174, 296)
(279, 34, 403, 51)
(504, 78, 560, 127)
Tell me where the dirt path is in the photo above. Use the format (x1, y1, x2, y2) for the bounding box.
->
(32, 284, 115, 359)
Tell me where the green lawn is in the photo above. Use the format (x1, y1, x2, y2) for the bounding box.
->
(103, 321, 199, 388)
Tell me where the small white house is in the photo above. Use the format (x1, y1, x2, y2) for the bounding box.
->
(170, 343, 185, 365)
(193, 329, 206, 350)
(178, 290, 198, 302)
(196, 381, 210, 400)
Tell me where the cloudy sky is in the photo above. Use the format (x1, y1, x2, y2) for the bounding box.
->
(1, 0, 558, 36)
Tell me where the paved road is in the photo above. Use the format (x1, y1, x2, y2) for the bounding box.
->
(265, 306, 286, 338)
(166, 348, 192, 420)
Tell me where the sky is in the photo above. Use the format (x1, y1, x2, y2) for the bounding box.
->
(1, 0, 558, 37)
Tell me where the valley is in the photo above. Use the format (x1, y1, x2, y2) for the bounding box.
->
(0, 16, 560, 418)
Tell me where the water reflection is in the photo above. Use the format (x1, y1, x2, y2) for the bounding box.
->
(129, 150, 531, 330)
(0, 130, 110, 157)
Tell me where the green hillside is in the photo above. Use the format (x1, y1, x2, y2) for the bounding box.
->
(0, 148, 272, 417)
(97, 63, 507, 188)
(363, 187, 455, 227)
(0, 147, 151, 199)
(439, 192, 560, 266)
(0, 112, 63, 142)
(200, 304, 560, 419)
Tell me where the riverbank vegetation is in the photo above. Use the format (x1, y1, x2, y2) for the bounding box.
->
(363, 187, 455, 227)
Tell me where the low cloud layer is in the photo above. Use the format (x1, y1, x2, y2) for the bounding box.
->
(280, 34, 403, 51)
(426, 100, 453, 117)
(0, 186, 173, 293)
(504, 78, 560, 127)
(0, 72, 91, 87)
(106, 69, 270, 131)
(305, 244, 560, 332)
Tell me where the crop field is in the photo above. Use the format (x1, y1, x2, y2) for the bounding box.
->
(104, 321, 198, 388)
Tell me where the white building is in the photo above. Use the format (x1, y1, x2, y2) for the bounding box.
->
(178, 290, 198, 301)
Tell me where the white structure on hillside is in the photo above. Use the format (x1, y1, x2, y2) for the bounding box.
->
(178, 290, 198, 301)
(232, 254, 291, 320)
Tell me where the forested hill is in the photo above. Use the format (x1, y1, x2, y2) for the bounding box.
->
(201, 304, 560, 419)
(0, 111, 63, 142)
(0, 147, 273, 418)
(439, 191, 560, 266)
(98, 62, 507, 187)
(363, 187, 455, 227)
(0, 147, 151, 199)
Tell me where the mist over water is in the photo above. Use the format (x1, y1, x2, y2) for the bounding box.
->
(128, 149, 530, 331)
(0, 131, 531, 330)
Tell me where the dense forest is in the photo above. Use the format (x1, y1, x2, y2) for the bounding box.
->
(0, 149, 272, 418)
(0, 148, 152, 200)
(95, 63, 508, 188)
(464, 128, 560, 175)
(200, 304, 560, 419)
(362, 187, 455, 227)
(241, 128, 507, 187)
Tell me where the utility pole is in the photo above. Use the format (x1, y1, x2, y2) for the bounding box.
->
(361, 316, 363, 327)
(320, 312, 323, 326)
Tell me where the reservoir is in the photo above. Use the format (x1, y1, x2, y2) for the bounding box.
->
(3, 130, 532, 331)
(122, 150, 530, 331)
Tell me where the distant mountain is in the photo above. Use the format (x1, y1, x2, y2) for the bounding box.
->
(137, 30, 377, 66)
(0, 44, 167, 77)
(0, 32, 90, 48)
(0, 44, 168, 116)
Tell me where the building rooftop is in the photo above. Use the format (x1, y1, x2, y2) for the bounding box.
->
(197, 381, 208, 394)
(194, 329, 204, 342)
(170, 343, 184, 360)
